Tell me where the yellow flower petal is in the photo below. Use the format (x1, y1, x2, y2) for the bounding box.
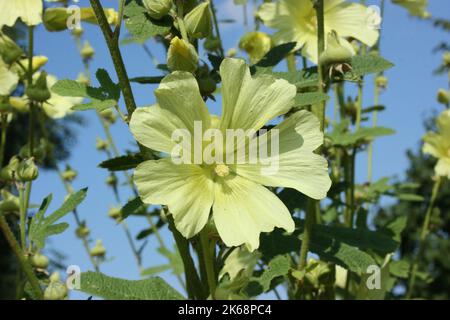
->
(0, 58, 19, 95)
(213, 174, 294, 252)
(155, 71, 211, 133)
(235, 110, 331, 200)
(219, 58, 296, 132)
(0, 0, 43, 27)
(134, 159, 215, 238)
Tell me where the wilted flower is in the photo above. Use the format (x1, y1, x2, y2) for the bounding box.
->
(258, 0, 379, 63)
(239, 31, 272, 64)
(0, 0, 43, 27)
(130, 58, 331, 251)
(423, 110, 450, 178)
(167, 36, 199, 73)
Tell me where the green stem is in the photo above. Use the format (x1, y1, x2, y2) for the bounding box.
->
(298, 0, 325, 271)
(176, 0, 189, 41)
(168, 216, 205, 299)
(18, 185, 27, 249)
(0, 114, 7, 166)
(199, 228, 217, 299)
(407, 177, 442, 299)
(121, 221, 143, 272)
(0, 215, 43, 299)
(89, 0, 137, 116)
(210, 0, 225, 57)
(286, 53, 297, 72)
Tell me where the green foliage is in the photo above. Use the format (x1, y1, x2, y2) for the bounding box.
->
(294, 92, 330, 108)
(328, 120, 395, 147)
(99, 153, 145, 171)
(29, 188, 88, 249)
(124, 0, 172, 43)
(78, 271, 184, 300)
(51, 69, 121, 112)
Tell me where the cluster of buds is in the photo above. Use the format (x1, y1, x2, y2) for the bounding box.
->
(0, 156, 39, 182)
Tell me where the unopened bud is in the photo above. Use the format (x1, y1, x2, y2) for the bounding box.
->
(44, 272, 68, 300)
(80, 41, 95, 60)
(96, 137, 109, 151)
(61, 165, 77, 182)
(16, 158, 39, 182)
(108, 207, 121, 220)
(0, 156, 20, 181)
(239, 31, 272, 64)
(437, 89, 449, 105)
(375, 75, 388, 89)
(75, 225, 90, 238)
(31, 252, 49, 269)
(0, 34, 23, 65)
(143, 0, 173, 20)
(184, 1, 212, 39)
(90, 239, 106, 257)
(167, 37, 199, 73)
(106, 174, 118, 187)
(0, 190, 20, 214)
(26, 72, 51, 103)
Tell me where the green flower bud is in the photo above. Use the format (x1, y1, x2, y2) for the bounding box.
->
(61, 165, 77, 182)
(184, 1, 212, 39)
(96, 137, 109, 151)
(108, 206, 121, 220)
(16, 158, 39, 182)
(375, 75, 388, 89)
(437, 89, 450, 105)
(203, 37, 221, 52)
(75, 225, 90, 238)
(143, 0, 173, 20)
(239, 31, 272, 64)
(44, 272, 68, 300)
(319, 31, 354, 66)
(167, 37, 199, 73)
(444, 51, 450, 67)
(0, 156, 20, 181)
(100, 109, 117, 124)
(77, 72, 89, 86)
(26, 72, 51, 103)
(31, 252, 49, 269)
(226, 48, 237, 58)
(0, 97, 13, 114)
(81, 41, 95, 60)
(0, 34, 23, 65)
(0, 190, 20, 214)
(106, 174, 118, 187)
(72, 27, 84, 38)
(90, 239, 106, 258)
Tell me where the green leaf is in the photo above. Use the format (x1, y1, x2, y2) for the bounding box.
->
(96, 69, 121, 101)
(119, 197, 144, 221)
(294, 92, 329, 107)
(244, 255, 291, 297)
(396, 193, 424, 202)
(29, 189, 88, 249)
(362, 105, 385, 114)
(99, 154, 145, 171)
(73, 99, 117, 112)
(124, 0, 171, 43)
(51, 80, 88, 97)
(272, 67, 319, 89)
(389, 260, 410, 278)
(78, 271, 184, 300)
(158, 246, 184, 276)
(356, 263, 394, 300)
(130, 76, 165, 84)
(328, 122, 395, 147)
(345, 54, 394, 80)
(254, 42, 296, 68)
(141, 265, 171, 277)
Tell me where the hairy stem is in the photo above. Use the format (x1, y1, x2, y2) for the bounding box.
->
(199, 228, 217, 299)
(0, 215, 43, 299)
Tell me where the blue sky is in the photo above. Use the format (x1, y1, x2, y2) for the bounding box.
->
(29, 0, 449, 299)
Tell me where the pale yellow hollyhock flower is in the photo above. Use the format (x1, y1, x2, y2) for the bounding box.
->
(130, 58, 331, 251)
(0, 58, 19, 95)
(32, 73, 83, 119)
(258, 0, 379, 63)
(0, 0, 43, 27)
(12, 56, 49, 79)
(423, 110, 450, 178)
(392, 0, 430, 19)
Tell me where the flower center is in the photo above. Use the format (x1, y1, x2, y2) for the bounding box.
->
(214, 164, 230, 177)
